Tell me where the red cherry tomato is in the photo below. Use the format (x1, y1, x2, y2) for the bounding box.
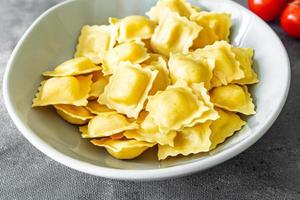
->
(281, 1, 300, 38)
(248, 0, 287, 21)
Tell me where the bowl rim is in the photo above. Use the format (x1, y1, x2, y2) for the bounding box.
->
(3, 0, 291, 181)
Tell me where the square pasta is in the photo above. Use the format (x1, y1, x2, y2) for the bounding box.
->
(32, 75, 92, 107)
(91, 138, 155, 159)
(110, 16, 154, 43)
(146, 0, 200, 23)
(158, 121, 212, 160)
(150, 11, 202, 57)
(232, 47, 259, 85)
(88, 71, 109, 100)
(54, 104, 94, 125)
(210, 108, 246, 150)
(98, 62, 158, 118)
(146, 80, 209, 133)
(42, 57, 101, 77)
(190, 11, 231, 49)
(102, 41, 150, 75)
(210, 84, 256, 115)
(79, 112, 138, 138)
(74, 25, 117, 64)
(85, 100, 116, 115)
(192, 41, 244, 88)
(168, 52, 215, 89)
(124, 111, 177, 146)
(143, 57, 171, 95)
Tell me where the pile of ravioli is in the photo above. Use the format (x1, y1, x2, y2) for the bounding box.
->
(32, 0, 258, 160)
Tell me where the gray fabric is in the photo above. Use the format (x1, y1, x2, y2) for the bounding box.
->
(0, 0, 299, 199)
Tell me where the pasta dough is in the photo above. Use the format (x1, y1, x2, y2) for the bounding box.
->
(168, 52, 215, 88)
(147, 0, 200, 23)
(79, 112, 138, 138)
(158, 121, 212, 160)
(98, 62, 157, 118)
(191, 11, 231, 49)
(210, 108, 246, 150)
(54, 104, 94, 125)
(110, 16, 154, 43)
(146, 81, 209, 133)
(102, 41, 149, 75)
(32, 75, 92, 107)
(150, 11, 202, 56)
(210, 84, 256, 115)
(74, 25, 117, 64)
(43, 57, 101, 77)
(91, 138, 155, 159)
(193, 41, 244, 88)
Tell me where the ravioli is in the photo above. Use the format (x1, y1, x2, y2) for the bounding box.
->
(144, 57, 171, 95)
(150, 11, 202, 57)
(98, 62, 158, 118)
(54, 104, 94, 125)
(193, 41, 244, 88)
(168, 53, 215, 88)
(91, 138, 155, 159)
(146, 0, 200, 23)
(79, 112, 138, 138)
(110, 16, 154, 43)
(210, 108, 246, 150)
(102, 41, 150, 75)
(158, 121, 212, 160)
(86, 100, 116, 115)
(146, 80, 209, 133)
(191, 11, 231, 49)
(191, 83, 219, 123)
(210, 84, 256, 115)
(89, 73, 109, 100)
(43, 57, 101, 77)
(32, 75, 92, 107)
(74, 25, 117, 64)
(124, 112, 177, 146)
(232, 47, 259, 85)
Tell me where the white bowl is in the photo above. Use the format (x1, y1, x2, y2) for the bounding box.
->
(3, 0, 290, 180)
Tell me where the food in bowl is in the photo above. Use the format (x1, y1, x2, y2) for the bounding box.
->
(32, 0, 258, 161)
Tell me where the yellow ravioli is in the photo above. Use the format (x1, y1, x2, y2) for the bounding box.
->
(43, 57, 101, 77)
(158, 121, 212, 160)
(146, 80, 209, 133)
(210, 108, 246, 150)
(110, 16, 154, 43)
(190, 82, 219, 123)
(124, 112, 177, 146)
(91, 138, 155, 159)
(98, 62, 157, 118)
(146, 0, 200, 23)
(32, 75, 92, 107)
(89, 74, 109, 100)
(150, 11, 202, 57)
(85, 100, 116, 115)
(79, 112, 138, 138)
(74, 25, 117, 64)
(144, 57, 171, 95)
(193, 41, 244, 88)
(102, 41, 150, 75)
(232, 47, 259, 85)
(54, 104, 94, 125)
(191, 12, 231, 49)
(168, 53, 215, 89)
(210, 84, 256, 115)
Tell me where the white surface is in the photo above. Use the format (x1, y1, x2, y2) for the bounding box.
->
(3, 0, 290, 180)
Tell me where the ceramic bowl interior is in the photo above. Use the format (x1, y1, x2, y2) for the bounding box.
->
(3, 0, 290, 180)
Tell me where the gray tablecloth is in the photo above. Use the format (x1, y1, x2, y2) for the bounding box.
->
(1, 0, 299, 199)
